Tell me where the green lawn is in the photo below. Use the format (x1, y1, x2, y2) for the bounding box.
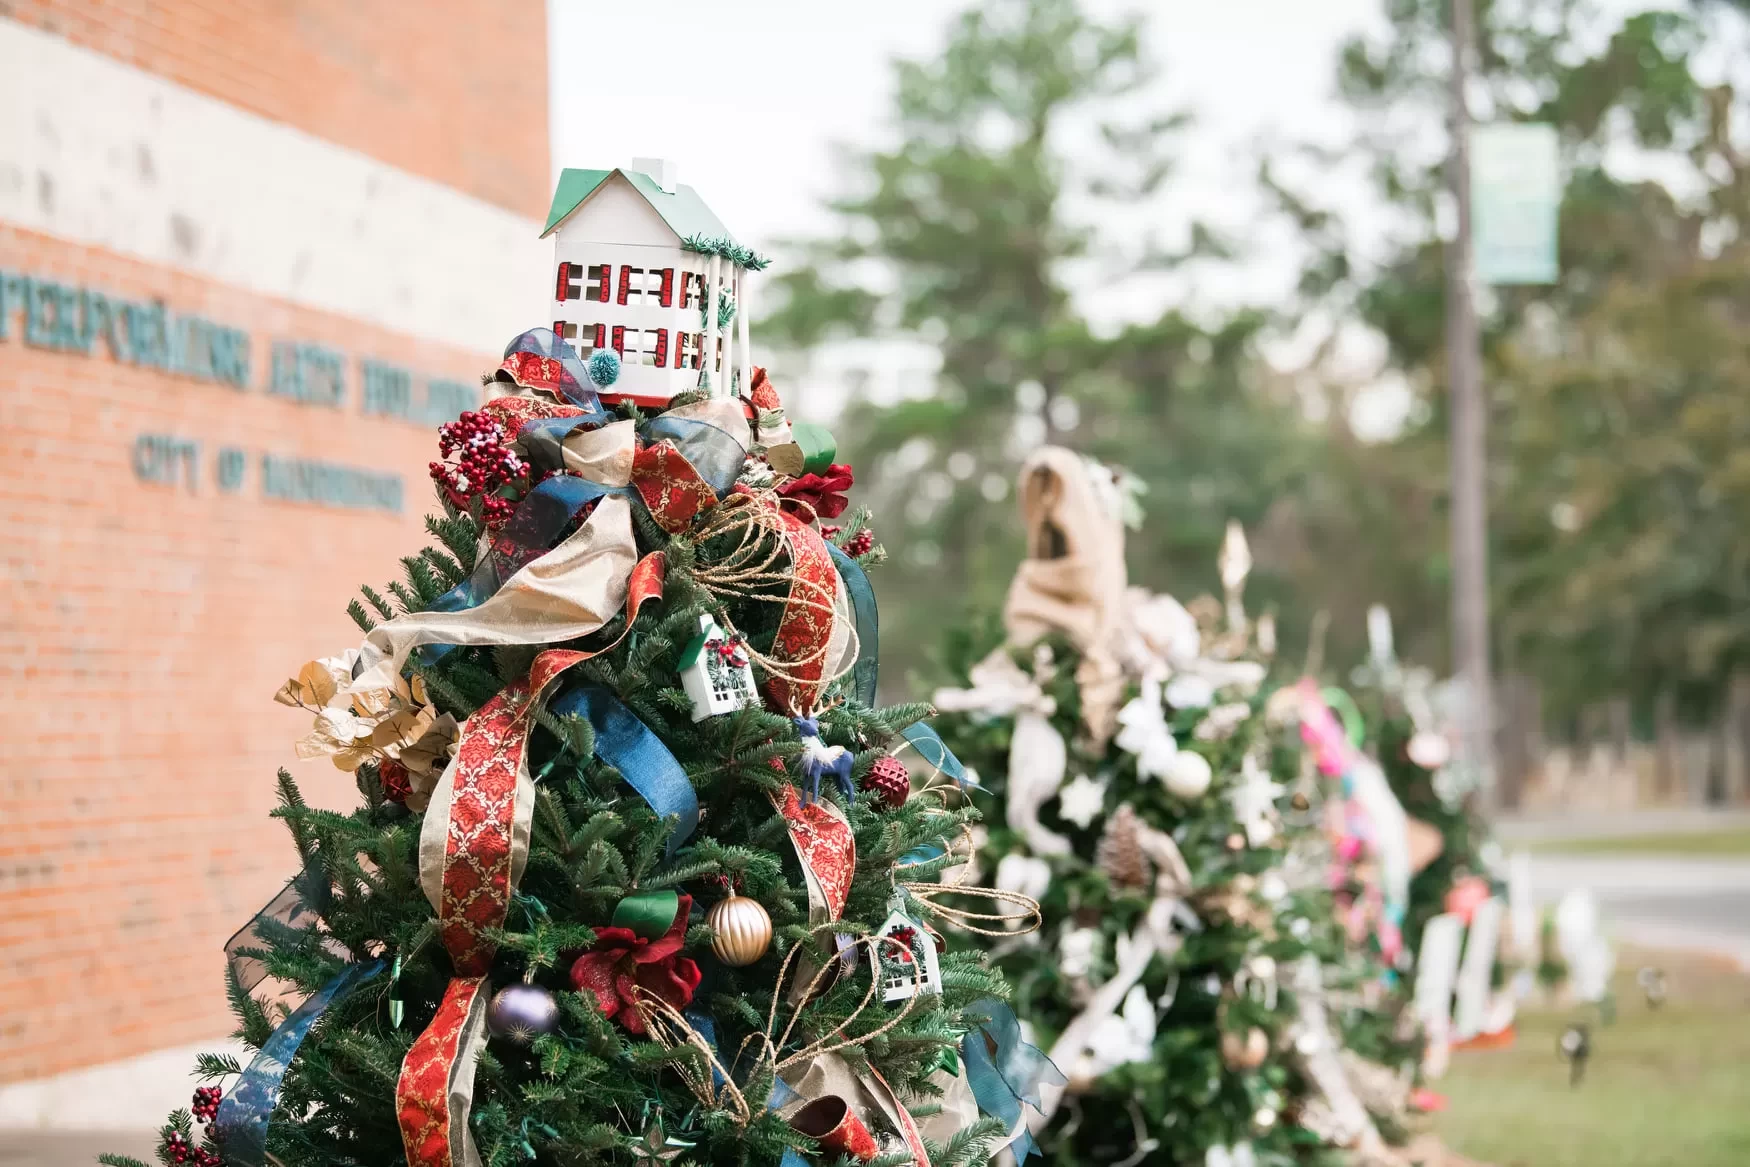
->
(1527, 828, 1750, 856)
(1435, 949, 1750, 1167)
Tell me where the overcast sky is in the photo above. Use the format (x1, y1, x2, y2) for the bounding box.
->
(549, 0, 1388, 315)
(546, 0, 1684, 430)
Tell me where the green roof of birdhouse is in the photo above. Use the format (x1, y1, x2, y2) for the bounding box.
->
(542, 167, 737, 243)
(677, 630, 711, 671)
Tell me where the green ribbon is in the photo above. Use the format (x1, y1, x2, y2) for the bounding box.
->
(789, 422, 837, 475)
(1321, 686, 1367, 748)
(612, 888, 680, 940)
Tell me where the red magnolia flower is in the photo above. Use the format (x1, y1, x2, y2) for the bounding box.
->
(569, 895, 701, 1035)
(776, 463, 854, 520)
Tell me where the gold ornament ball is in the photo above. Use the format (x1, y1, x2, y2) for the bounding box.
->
(1290, 791, 1310, 812)
(706, 895, 773, 967)
(1222, 1026, 1270, 1070)
(1225, 833, 1246, 852)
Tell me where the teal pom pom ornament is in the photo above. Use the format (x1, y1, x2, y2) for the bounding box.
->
(587, 349, 621, 388)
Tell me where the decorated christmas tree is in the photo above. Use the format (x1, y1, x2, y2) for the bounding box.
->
(929, 448, 1393, 1167)
(1345, 607, 1490, 967)
(102, 280, 1053, 1162)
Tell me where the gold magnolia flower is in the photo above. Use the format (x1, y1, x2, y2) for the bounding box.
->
(277, 651, 448, 777)
(273, 651, 360, 711)
(295, 706, 378, 772)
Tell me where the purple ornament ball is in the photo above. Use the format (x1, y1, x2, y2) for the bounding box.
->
(486, 983, 559, 1045)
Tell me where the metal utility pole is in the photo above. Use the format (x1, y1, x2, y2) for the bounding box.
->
(1447, 0, 1498, 810)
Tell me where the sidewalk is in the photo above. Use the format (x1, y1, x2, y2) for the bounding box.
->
(0, 1131, 156, 1165)
(1526, 850, 1750, 972)
(1496, 806, 1750, 843)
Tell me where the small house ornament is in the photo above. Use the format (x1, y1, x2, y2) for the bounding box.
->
(873, 908, 943, 1003)
(679, 613, 757, 722)
(544, 158, 759, 406)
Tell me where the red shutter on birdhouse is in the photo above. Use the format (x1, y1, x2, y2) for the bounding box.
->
(554, 262, 571, 302)
(652, 328, 669, 368)
(611, 325, 626, 355)
(658, 269, 675, 308)
(552, 320, 566, 339)
(594, 264, 612, 302)
(594, 324, 606, 351)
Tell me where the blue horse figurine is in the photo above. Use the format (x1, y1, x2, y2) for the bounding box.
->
(795, 716, 854, 804)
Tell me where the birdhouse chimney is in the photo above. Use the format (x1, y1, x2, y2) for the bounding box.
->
(631, 157, 677, 194)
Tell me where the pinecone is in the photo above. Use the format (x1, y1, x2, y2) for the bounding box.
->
(861, 755, 911, 809)
(1096, 803, 1151, 890)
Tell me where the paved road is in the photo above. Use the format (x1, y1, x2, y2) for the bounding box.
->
(0, 1130, 156, 1165)
(1527, 852, 1750, 969)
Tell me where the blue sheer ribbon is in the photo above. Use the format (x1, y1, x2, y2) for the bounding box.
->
(825, 544, 878, 707)
(213, 959, 385, 1167)
(960, 998, 1064, 1164)
(500, 328, 609, 418)
(423, 413, 745, 631)
(686, 1008, 810, 1167)
(546, 686, 699, 858)
(641, 415, 746, 496)
(222, 859, 337, 994)
(901, 722, 969, 787)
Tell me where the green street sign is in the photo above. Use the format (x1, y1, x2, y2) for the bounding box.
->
(1473, 123, 1561, 285)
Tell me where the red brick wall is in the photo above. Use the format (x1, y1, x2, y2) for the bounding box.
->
(3, 0, 550, 219)
(0, 224, 499, 1081)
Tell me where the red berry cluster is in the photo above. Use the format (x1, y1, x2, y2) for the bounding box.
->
(379, 758, 413, 805)
(192, 1086, 221, 1123)
(844, 529, 874, 557)
(163, 1131, 220, 1165)
(429, 410, 530, 529)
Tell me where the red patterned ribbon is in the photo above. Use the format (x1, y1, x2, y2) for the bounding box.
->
(770, 785, 854, 924)
(395, 558, 665, 1167)
(396, 978, 489, 1167)
(630, 439, 720, 533)
(479, 393, 586, 429)
(497, 353, 571, 397)
(763, 513, 840, 715)
(866, 1066, 934, 1167)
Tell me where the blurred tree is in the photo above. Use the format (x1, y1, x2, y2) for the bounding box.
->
(760, 0, 1339, 687)
(1271, 0, 1750, 723)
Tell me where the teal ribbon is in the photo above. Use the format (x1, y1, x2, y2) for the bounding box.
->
(902, 721, 969, 787)
(213, 959, 384, 1167)
(825, 543, 878, 707)
(960, 998, 1064, 1163)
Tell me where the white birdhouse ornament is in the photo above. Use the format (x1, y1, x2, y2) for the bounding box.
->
(679, 614, 757, 722)
(873, 910, 943, 1003)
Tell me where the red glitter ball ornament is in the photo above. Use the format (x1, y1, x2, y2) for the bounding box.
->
(844, 529, 874, 557)
(379, 758, 413, 805)
(861, 755, 911, 810)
